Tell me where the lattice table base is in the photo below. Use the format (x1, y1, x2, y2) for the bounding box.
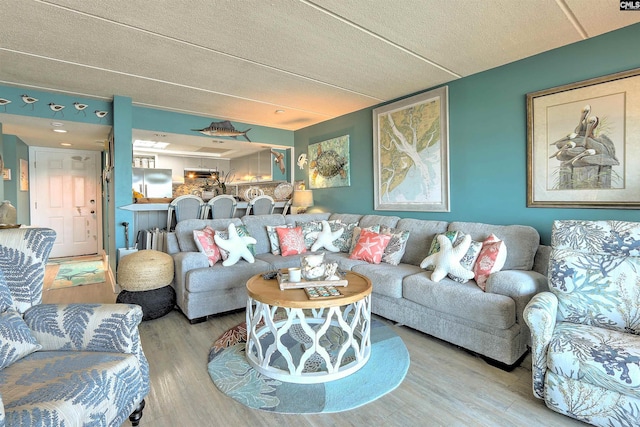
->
(245, 296, 371, 384)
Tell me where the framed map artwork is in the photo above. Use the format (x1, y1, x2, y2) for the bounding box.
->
(373, 86, 449, 211)
(308, 135, 350, 189)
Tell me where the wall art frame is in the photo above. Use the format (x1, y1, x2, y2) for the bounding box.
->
(527, 67, 640, 209)
(19, 158, 28, 191)
(308, 135, 350, 189)
(373, 86, 449, 212)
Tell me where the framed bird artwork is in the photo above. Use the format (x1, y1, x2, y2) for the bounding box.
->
(527, 67, 640, 209)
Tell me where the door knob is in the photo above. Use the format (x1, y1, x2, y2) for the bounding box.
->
(91, 210, 95, 214)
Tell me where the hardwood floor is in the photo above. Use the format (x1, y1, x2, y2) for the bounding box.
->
(42, 283, 585, 427)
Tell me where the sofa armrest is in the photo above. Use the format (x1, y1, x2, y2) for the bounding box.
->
(23, 303, 144, 353)
(173, 251, 210, 290)
(523, 291, 558, 399)
(486, 270, 548, 318)
(165, 232, 179, 254)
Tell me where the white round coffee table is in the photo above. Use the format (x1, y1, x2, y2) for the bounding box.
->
(245, 271, 372, 384)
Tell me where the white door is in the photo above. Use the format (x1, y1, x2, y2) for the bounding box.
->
(30, 148, 101, 258)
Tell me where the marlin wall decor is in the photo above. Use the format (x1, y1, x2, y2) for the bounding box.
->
(192, 120, 251, 142)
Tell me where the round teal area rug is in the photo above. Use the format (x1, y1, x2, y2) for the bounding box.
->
(207, 319, 410, 413)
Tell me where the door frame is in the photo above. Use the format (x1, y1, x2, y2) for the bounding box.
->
(29, 146, 104, 257)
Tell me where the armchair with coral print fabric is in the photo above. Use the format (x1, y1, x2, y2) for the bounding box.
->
(524, 220, 640, 427)
(0, 227, 149, 426)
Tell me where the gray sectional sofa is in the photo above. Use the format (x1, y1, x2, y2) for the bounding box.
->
(166, 212, 549, 367)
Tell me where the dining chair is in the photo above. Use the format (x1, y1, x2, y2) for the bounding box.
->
(203, 195, 237, 219)
(167, 195, 204, 230)
(281, 198, 293, 215)
(246, 195, 275, 215)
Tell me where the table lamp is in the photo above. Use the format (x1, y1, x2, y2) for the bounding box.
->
(292, 189, 314, 214)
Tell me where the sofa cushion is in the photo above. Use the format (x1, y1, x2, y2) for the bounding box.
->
(297, 220, 343, 250)
(352, 262, 423, 299)
(213, 224, 257, 266)
(215, 225, 256, 259)
(276, 226, 307, 256)
(284, 213, 331, 225)
(423, 231, 459, 271)
(265, 224, 292, 255)
(448, 234, 483, 283)
(448, 222, 539, 271)
(1, 351, 145, 426)
(379, 226, 410, 266)
(473, 234, 507, 290)
(328, 213, 362, 225)
(403, 272, 516, 329)
(322, 252, 369, 271)
(0, 310, 41, 369)
(349, 229, 391, 264)
(420, 234, 475, 283)
(184, 260, 271, 293)
(241, 214, 287, 255)
(548, 322, 640, 399)
(255, 253, 304, 270)
(349, 225, 380, 253)
(358, 214, 400, 229)
(175, 219, 242, 252)
(193, 226, 222, 266)
(396, 218, 449, 266)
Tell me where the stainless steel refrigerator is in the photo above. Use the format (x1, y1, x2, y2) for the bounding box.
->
(132, 168, 173, 198)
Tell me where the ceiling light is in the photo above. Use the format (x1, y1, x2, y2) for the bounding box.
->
(60, 143, 72, 147)
(133, 139, 169, 149)
(53, 129, 67, 133)
(51, 122, 64, 127)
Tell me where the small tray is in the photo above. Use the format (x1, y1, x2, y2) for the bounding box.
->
(304, 286, 344, 300)
(277, 271, 348, 291)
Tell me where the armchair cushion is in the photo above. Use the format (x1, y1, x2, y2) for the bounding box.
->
(1, 350, 145, 426)
(549, 220, 640, 334)
(0, 310, 41, 369)
(23, 303, 144, 354)
(548, 322, 640, 395)
(0, 228, 56, 313)
(0, 270, 14, 312)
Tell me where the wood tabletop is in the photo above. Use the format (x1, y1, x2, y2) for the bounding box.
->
(246, 271, 371, 309)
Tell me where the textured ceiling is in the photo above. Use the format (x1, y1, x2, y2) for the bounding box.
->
(0, 0, 638, 154)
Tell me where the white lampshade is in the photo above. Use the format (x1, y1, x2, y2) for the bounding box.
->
(292, 189, 314, 208)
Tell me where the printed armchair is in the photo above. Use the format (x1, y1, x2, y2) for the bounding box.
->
(524, 220, 640, 427)
(0, 227, 150, 426)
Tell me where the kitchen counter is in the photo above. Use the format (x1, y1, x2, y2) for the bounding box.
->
(120, 201, 288, 211)
(119, 200, 289, 241)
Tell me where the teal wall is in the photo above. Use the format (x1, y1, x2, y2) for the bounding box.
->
(112, 96, 134, 255)
(294, 23, 640, 244)
(0, 86, 112, 126)
(132, 106, 294, 146)
(1, 135, 30, 224)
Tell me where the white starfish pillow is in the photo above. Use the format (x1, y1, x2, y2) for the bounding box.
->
(213, 223, 257, 266)
(420, 234, 475, 283)
(310, 220, 344, 252)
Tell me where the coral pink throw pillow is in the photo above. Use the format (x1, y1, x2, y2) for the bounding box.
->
(276, 226, 307, 256)
(193, 226, 221, 266)
(473, 234, 507, 291)
(349, 229, 392, 264)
